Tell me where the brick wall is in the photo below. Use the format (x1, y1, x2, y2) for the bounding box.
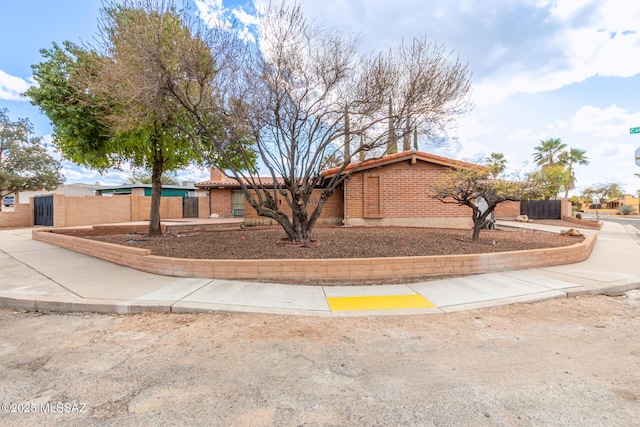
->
(198, 194, 211, 218)
(494, 201, 521, 219)
(210, 188, 233, 217)
(55, 194, 132, 227)
(345, 161, 472, 227)
(0, 203, 31, 228)
(243, 188, 344, 226)
(34, 228, 597, 284)
(130, 195, 182, 221)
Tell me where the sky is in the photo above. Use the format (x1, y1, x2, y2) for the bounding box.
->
(1, 0, 640, 195)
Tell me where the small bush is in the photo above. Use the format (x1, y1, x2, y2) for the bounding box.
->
(575, 213, 582, 219)
(619, 205, 633, 215)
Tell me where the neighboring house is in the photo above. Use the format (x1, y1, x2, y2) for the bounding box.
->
(600, 194, 640, 213)
(95, 184, 204, 198)
(197, 150, 489, 228)
(17, 183, 104, 204)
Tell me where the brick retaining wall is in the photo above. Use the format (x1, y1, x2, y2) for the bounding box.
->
(33, 228, 598, 284)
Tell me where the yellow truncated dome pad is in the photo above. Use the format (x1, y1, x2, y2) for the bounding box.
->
(327, 294, 436, 312)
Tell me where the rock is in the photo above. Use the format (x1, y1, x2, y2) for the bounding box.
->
(516, 215, 530, 222)
(560, 228, 584, 237)
(209, 213, 220, 218)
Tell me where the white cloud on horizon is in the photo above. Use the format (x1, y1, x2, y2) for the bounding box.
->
(569, 104, 640, 137)
(0, 70, 34, 101)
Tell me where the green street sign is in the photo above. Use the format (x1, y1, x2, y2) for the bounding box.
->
(631, 127, 640, 134)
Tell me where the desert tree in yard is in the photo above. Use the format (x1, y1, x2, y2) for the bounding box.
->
(154, 2, 472, 243)
(27, 4, 249, 236)
(0, 109, 64, 210)
(433, 168, 537, 241)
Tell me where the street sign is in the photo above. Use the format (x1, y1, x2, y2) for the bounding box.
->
(631, 127, 640, 134)
(636, 146, 640, 166)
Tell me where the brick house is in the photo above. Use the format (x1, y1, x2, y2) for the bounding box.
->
(195, 167, 343, 225)
(321, 150, 479, 228)
(197, 150, 507, 228)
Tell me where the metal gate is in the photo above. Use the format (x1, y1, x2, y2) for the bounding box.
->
(520, 200, 561, 220)
(34, 195, 54, 226)
(182, 197, 199, 218)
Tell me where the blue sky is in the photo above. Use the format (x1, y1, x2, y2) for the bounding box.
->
(2, 0, 640, 195)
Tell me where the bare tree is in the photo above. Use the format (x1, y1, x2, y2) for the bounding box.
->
(135, 2, 471, 242)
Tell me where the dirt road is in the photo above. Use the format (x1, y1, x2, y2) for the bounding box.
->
(1, 292, 639, 426)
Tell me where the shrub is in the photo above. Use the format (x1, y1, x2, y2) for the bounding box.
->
(575, 213, 582, 219)
(619, 205, 633, 215)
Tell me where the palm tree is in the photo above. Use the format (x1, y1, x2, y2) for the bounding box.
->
(560, 148, 589, 198)
(533, 138, 567, 167)
(484, 152, 507, 179)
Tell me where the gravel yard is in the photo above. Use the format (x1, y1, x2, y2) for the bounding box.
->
(88, 225, 584, 260)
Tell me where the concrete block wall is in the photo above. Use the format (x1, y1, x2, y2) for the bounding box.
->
(55, 194, 131, 227)
(34, 229, 597, 283)
(0, 203, 31, 228)
(130, 195, 183, 221)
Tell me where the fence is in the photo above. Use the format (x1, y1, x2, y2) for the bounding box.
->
(1, 193, 210, 229)
(520, 199, 572, 220)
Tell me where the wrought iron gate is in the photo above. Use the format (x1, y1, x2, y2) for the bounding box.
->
(520, 200, 561, 220)
(34, 195, 54, 226)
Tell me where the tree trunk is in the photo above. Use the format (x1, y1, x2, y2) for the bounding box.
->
(564, 163, 572, 199)
(472, 207, 491, 241)
(287, 198, 312, 243)
(403, 120, 411, 151)
(344, 105, 350, 161)
(387, 97, 397, 154)
(148, 140, 164, 237)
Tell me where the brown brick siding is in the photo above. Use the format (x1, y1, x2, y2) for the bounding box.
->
(345, 161, 471, 224)
(210, 188, 233, 217)
(494, 201, 520, 219)
(34, 229, 597, 283)
(243, 188, 344, 226)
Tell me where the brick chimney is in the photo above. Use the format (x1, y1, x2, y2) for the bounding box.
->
(209, 167, 226, 182)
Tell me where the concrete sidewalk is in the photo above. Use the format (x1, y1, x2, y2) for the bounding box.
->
(0, 221, 638, 316)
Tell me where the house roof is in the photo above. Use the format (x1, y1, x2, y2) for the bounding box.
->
(195, 176, 287, 189)
(95, 184, 196, 191)
(321, 150, 483, 178)
(196, 151, 483, 188)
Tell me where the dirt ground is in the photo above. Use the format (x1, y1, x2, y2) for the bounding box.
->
(88, 224, 585, 260)
(1, 292, 638, 426)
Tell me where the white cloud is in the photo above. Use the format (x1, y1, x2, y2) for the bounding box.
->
(591, 141, 635, 159)
(569, 104, 640, 137)
(0, 70, 34, 101)
(507, 128, 547, 142)
(473, 0, 640, 106)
